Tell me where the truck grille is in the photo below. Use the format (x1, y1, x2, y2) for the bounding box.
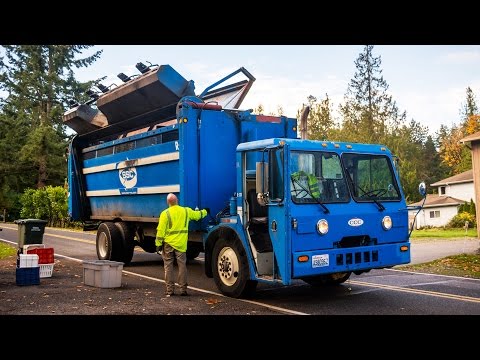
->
(336, 250, 378, 266)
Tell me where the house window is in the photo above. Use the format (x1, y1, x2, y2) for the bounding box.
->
(439, 186, 446, 195)
(429, 210, 440, 218)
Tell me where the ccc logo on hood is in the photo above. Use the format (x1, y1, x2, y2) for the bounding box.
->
(348, 218, 364, 227)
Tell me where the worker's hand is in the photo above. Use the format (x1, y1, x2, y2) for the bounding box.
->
(205, 207, 210, 214)
(156, 245, 163, 254)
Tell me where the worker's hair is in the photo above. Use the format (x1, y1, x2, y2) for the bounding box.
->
(167, 193, 178, 206)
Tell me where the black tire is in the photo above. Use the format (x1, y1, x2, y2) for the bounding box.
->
(302, 272, 351, 287)
(96, 222, 124, 262)
(186, 242, 202, 261)
(114, 222, 135, 266)
(212, 237, 257, 298)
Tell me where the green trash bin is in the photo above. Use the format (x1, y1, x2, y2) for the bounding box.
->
(15, 219, 48, 250)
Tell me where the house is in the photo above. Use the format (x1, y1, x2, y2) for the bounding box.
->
(408, 169, 474, 229)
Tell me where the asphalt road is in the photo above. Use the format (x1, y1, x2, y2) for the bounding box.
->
(1, 223, 480, 315)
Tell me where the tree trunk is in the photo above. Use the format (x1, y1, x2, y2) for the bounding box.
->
(37, 153, 47, 189)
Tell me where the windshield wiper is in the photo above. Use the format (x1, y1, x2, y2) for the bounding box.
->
(291, 176, 329, 214)
(345, 176, 385, 212)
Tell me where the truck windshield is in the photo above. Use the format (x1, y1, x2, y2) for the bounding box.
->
(342, 153, 401, 202)
(290, 151, 349, 204)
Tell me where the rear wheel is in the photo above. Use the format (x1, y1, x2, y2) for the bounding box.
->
(302, 272, 351, 287)
(96, 222, 123, 262)
(114, 222, 135, 266)
(212, 237, 257, 298)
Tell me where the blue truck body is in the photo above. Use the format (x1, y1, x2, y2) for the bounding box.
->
(65, 63, 415, 297)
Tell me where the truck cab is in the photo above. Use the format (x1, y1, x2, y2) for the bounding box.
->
(204, 138, 412, 297)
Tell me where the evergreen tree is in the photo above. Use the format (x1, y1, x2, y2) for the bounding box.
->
(422, 135, 449, 186)
(461, 87, 478, 126)
(0, 45, 102, 190)
(339, 45, 406, 144)
(0, 45, 102, 218)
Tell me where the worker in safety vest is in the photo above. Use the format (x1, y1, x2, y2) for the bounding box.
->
(155, 193, 209, 296)
(291, 170, 321, 198)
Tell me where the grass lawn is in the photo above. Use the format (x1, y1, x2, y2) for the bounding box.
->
(399, 253, 480, 279)
(0, 241, 17, 259)
(411, 228, 477, 239)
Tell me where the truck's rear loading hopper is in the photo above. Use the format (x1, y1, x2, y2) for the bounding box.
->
(97, 65, 195, 125)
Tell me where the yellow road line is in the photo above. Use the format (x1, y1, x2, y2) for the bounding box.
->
(44, 233, 96, 244)
(348, 279, 480, 304)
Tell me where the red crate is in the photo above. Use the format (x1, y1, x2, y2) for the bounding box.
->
(26, 248, 54, 264)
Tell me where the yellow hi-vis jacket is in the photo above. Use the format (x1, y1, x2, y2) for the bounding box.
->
(155, 205, 207, 252)
(291, 170, 321, 198)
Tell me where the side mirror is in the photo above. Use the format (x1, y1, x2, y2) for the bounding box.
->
(257, 192, 269, 206)
(418, 182, 427, 197)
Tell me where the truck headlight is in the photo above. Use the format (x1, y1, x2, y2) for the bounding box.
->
(316, 219, 329, 235)
(382, 216, 392, 230)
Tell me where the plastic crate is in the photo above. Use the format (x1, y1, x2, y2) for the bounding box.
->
(18, 254, 39, 268)
(23, 244, 45, 254)
(39, 263, 54, 278)
(83, 260, 124, 288)
(26, 248, 54, 264)
(16, 267, 40, 286)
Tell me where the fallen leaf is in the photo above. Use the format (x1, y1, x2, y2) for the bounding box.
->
(206, 298, 222, 305)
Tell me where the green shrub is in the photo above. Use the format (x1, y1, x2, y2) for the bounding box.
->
(448, 211, 477, 228)
(19, 186, 69, 227)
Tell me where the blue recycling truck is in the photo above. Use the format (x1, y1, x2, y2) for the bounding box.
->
(64, 63, 424, 297)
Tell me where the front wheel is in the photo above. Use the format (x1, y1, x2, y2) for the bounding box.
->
(212, 237, 257, 298)
(302, 272, 351, 287)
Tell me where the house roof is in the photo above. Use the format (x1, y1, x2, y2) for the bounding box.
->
(408, 194, 466, 208)
(430, 169, 473, 186)
(460, 131, 480, 144)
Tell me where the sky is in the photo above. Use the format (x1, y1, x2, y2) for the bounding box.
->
(74, 45, 480, 136)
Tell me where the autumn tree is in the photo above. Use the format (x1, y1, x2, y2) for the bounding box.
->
(254, 104, 264, 114)
(438, 87, 479, 175)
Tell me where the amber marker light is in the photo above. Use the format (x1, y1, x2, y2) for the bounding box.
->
(298, 255, 309, 262)
(400, 245, 409, 252)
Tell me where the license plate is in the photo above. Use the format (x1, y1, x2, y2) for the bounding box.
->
(312, 254, 329, 268)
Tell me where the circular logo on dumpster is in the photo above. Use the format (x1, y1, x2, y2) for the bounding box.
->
(119, 167, 137, 188)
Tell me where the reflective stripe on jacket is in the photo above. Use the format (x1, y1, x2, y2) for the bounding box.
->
(155, 205, 207, 252)
(291, 170, 321, 198)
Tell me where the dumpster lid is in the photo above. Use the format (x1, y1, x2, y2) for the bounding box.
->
(14, 219, 48, 224)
